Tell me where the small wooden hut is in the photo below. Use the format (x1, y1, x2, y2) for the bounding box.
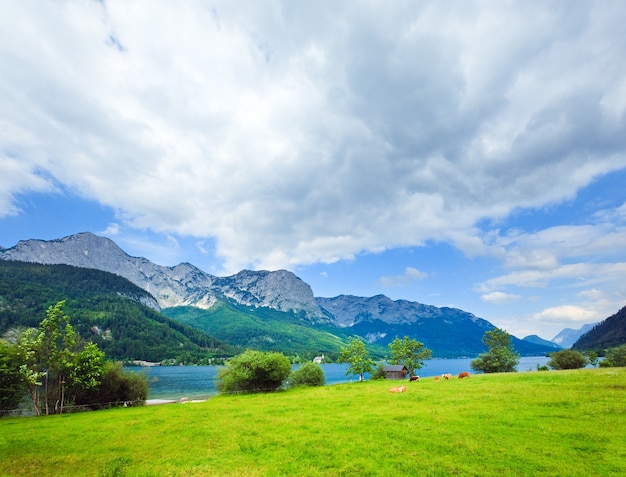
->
(384, 365, 408, 380)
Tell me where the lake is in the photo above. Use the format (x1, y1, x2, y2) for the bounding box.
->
(131, 356, 553, 400)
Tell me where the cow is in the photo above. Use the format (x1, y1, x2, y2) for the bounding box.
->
(409, 375, 420, 382)
(442, 373, 452, 380)
(389, 385, 407, 393)
(434, 376, 440, 382)
(458, 371, 471, 379)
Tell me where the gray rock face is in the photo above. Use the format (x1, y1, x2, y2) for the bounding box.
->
(0, 232, 327, 320)
(315, 294, 469, 327)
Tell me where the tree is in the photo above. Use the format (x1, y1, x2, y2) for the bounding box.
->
(338, 337, 375, 381)
(16, 301, 105, 415)
(0, 340, 26, 412)
(548, 349, 588, 370)
(289, 362, 325, 387)
(600, 344, 626, 368)
(471, 328, 520, 373)
(388, 336, 432, 377)
(216, 349, 291, 394)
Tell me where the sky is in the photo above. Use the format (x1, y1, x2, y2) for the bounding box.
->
(1, 1, 626, 341)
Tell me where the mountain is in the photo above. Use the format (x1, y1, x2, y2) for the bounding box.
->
(0, 232, 328, 321)
(551, 323, 597, 349)
(522, 335, 562, 351)
(316, 295, 558, 358)
(0, 260, 234, 362)
(1, 233, 560, 358)
(572, 306, 626, 351)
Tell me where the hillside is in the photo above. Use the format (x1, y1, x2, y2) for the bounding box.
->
(572, 305, 626, 351)
(162, 302, 384, 360)
(0, 260, 235, 362)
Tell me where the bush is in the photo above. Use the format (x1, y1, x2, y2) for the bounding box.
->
(548, 350, 588, 370)
(289, 362, 326, 387)
(216, 349, 291, 394)
(600, 344, 626, 367)
(75, 361, 148, 408)
(370, 361, 387, 380)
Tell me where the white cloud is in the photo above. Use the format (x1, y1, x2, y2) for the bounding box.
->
(99, 223, 121, 236)
(480, 292, 521, 304)
(533, 305, 600, 324)
(379, 267, 428, 288)
(1, 1, 625, 273)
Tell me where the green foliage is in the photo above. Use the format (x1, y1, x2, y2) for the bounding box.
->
(338, 337, 375, 381)
(0, 261, 232, 362)
(387, 336, 432, 376)
(600, 344, 626, 367)
(0, 340, 26, 412)
(370, 360, 387, 380)
(471, 328, 520, 373)
(289, 362, 325, 387)
(548, 349, 588, 370)
(216, 349, 291, 394)
(15, 301, 106, 415)
(75, 361, 148, 408)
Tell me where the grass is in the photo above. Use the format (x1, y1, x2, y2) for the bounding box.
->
(1, 368, 625, 476)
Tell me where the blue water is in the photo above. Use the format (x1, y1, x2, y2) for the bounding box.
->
(131, 356, 552, 400)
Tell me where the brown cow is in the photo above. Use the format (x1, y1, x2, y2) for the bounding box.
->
(434, 376, 440, 381)
(458, 371, 471, 379)
(389, 385, 407, 393)
(409, 375, 420, 382)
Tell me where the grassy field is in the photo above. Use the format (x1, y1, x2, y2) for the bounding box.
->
(1, 368, 625, 476)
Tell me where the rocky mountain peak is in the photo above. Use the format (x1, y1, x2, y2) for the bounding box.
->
(0, 233, 327, 320)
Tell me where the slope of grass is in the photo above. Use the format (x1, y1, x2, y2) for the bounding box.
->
(1, 368, 625, 476)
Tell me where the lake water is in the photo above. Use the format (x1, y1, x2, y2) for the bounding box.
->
(131, 356, 553, 400)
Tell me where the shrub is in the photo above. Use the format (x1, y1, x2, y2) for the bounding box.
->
(75, 361, 148, 408)
(370, 361, 387, 380)
(216, 349, 291, 394)
(289, 362, 326, 387)
(548, 350, 588, 370)
(600, 344, 626, 367)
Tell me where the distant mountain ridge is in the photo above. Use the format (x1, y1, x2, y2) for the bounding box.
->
(0, 232, 327, 321)
(0, 232, 560, 357)
(551, 323, 597, 349)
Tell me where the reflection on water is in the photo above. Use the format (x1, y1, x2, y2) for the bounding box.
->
(129, 356, 553, 400)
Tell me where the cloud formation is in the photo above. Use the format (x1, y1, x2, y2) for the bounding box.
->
(379, 267, 428, 288)
(1, 1, 626, 275)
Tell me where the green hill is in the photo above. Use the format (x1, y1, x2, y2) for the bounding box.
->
(0, 261, 235, 362)
(572, 305, 626, 351)
(162, 302, 386, 360)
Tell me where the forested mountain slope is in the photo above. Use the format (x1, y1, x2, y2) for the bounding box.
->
(0, 261, 235, 362)
(572, 305, 626, 351)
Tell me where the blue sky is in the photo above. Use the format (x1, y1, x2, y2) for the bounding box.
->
(1, 1, 626, 340)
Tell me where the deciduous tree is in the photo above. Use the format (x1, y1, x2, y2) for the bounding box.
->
(16, 301, 104, 414)
(471, 328, 520, 373)
(338, 337, 375, 381)
(388, 336, 432, 377)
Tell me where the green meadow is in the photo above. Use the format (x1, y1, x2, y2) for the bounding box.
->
(1, 368, 625, 476)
